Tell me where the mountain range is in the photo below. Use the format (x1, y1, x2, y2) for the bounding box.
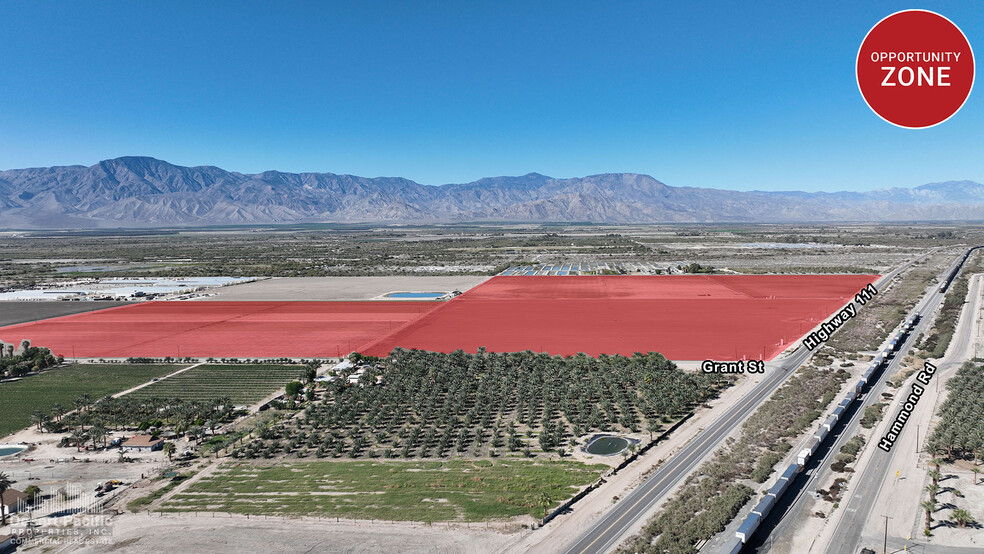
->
(2, 156, 984, 228)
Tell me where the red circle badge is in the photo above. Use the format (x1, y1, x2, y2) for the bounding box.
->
(857, 10, 974, 129)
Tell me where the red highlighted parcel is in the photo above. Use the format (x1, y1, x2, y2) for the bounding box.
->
(0, 275, 877, 361)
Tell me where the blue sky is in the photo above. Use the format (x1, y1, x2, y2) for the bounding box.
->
(0, 2, 981, 191)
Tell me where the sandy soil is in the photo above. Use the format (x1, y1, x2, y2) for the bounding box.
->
(0, 424, 171, 524)
(35, 512, 525, 554)
(199, 276, 490, 301)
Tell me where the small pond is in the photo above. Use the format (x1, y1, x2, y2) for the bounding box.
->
(584, 435, 631, 456)
(385, 292, 445, 299)
(0, 444, 27, 458)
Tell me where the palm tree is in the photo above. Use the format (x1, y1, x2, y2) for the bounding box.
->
(30, 409, 46, 431)
(188, 426, 204, 444)
(50, 403, 66, 422)
(646, 419, 660, 441)
(218, 396, 234, 418)
(921, 499, 936, 534)
(0, 471, 11, 525)
(75, 411, 90, 432)
(972, 467, 981, 486)
(89, 423, 107, 450)
(925, 483, 940, 503)
(42, 418, 60, 434)
(162, 442, 176, 462)
(925, 443, 944, 464)
(536, 491, 553, 518)
(928, 469, 942, 486)
(71, 429, 87, 452)
(73, 395, 86, 414)
(951, 508, 974, 528)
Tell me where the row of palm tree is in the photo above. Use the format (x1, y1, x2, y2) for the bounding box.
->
(29, 393, 237, 453)
(920, 498, 975, 534)
(920, 361, 983, 535)
(926, 361, 984, 462)
(268, 348, 727, 459)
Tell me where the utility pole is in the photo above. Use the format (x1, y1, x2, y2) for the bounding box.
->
(882, 515, 893, 554)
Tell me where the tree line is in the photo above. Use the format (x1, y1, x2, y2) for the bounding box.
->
(31, 393, 240, 456)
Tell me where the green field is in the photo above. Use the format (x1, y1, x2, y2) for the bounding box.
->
(0, 364, 184, 437)
(161, 459, 605, 521)
(125, 364, 304, 405)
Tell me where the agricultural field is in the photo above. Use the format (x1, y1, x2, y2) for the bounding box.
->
(920, 361, 984, 538)
(1, 274, 876, 361)
(361, 274, 877, 360)
(0, 300, 130, 327)
(161, 458, 606, 521)
(126, 364, 309, 406)
(2, 223, 975, 292)
(235, 349, 729, 461)
(0, 363, 184, 437)
(0, 301, 439, 359)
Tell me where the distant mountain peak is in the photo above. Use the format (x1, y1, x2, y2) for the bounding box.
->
(0, 157, 982, 228)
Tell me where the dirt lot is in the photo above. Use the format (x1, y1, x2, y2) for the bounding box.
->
(0, 301, 130, 327)
(199, 276, 490, 301)
(62, 512, 526, 554)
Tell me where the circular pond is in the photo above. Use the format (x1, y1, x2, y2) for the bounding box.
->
(584, 435, 631, 456)
(0, 444, 27, 458)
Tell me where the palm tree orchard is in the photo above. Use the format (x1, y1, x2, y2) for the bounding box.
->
(37, 393, 239, 450)
(922, 361, 984, 535)
(233, 348, 731, 460)
(926, 362, 984, 462)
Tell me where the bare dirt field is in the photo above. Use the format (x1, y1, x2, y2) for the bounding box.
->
(0, 301, 130, 326)
(199, 276, 490, 301)
(64, 512, 526, 554)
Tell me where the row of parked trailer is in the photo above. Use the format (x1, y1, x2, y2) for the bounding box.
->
(721, 311, 920, 553)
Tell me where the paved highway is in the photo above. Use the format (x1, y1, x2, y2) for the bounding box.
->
(562, 262, 917, 554)
(743, 249, 978, 554)
(750, 262, 953, 553)
(823, 269, 983, 554)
